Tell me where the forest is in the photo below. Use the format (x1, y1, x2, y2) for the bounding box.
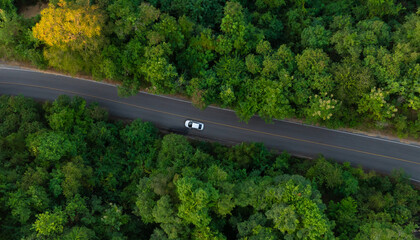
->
(0, 0, 419, 137)
(0, 94, 419, 239)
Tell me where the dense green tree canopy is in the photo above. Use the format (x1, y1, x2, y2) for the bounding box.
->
(0, 95, 419, 239)
(1, 0, 419, 137)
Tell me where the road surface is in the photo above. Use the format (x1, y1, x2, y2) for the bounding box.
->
(1, 65, 419, 181)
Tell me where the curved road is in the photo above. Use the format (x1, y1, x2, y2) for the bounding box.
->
(1, 65, 420, 181)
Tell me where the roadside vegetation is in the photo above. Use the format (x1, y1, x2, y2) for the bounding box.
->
(0, 94, 419, 239)
(0, 0, 419, 138)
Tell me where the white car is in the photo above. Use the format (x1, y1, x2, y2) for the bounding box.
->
(185, 120, 204, 131)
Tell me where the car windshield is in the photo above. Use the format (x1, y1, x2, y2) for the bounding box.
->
(188, 122, 192, 127)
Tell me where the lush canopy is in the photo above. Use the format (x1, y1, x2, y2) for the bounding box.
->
(0, 95, 418, 239)
(1, 0, 419, 138)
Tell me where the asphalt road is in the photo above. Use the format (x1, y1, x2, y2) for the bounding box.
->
(1, 66, 420, 181)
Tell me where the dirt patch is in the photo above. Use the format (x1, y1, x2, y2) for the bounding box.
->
(20, 2, 48, 19)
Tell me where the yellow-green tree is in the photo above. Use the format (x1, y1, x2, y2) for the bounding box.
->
(32, 0, 104, 51)
(32, 0, 105, 74)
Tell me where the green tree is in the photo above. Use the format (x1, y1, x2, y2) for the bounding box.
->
(236, 212, 279, 239)
(301, 25, 331, 49)
(120, 119, 159, 173)
(33, 209, 67, 238)
(45, 95, 92, 134)
(61, 161, 89, 199)
(235, 175, 333, 239)
(27, 130, 76, 167)
(0, 8, 46, 66)
(236, 75, 294, 122)
(101, 203, 129, 231)
(304, 93, 341, 123)
(393, 13, 420, 51)
(158, 0, 224, 28)
(216, 1, 246, 55)
(140, 43, 179, 93)
(365, 0, 402, 18)
(64, 194, 88, 223)
(306, 157, 344, 190)
(215, 55, 247, 106)
(355, 221, 415, 240)
(357, 87, 397, 123)
(152, 14, 185, 50)
(265, 204, 299, 235)
(7, 189, 32, 224)
(0, 0, 15, 12)
(134, 178, 158, 223)
(357, 19, 391, 48)
(62, 227, 96, 240)
(205, 165, 235, 216)
(106, 0, 141, 40)
(26, 185, 51, 212)
(152, 195, 187, 239)
(175, 176, 219, 228)
(284, 6, 310, 45)
(328, 197, 360, 238)
(157, 134, 194, 169)
(225, 142, 270, 171)
(251, 11, 284, 43)
(332, 60, 374, 105)
(216, 1, 262, 55)
(296, 48, 334, 93)
(330, 15, 361, 59)
(178, 28, 216, 78)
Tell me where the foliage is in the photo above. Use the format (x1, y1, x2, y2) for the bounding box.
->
(358, 87, 398, 123)
(32, 0, 104, 50)
(27, 130, 76, 167)
(365, 0, 403, 18)
(0, 95, 419, 239)
(301, 25, 331, 49)
(0, 8, 46, 67)
(304, 93, 340, 123)
(140, 43, 179, 93)
(1, 0, 420, 236)
(31, 0, 105, 74)
(2, 0, 419, 137)
(33, 209, 67, 238)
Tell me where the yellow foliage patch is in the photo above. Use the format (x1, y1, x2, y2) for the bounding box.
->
(32, 0, 104, 50)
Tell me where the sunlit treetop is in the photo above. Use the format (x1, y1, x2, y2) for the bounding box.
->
(32, 0, 104, 50)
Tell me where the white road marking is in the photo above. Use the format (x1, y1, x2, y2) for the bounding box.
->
(410, 178, 420, 183)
